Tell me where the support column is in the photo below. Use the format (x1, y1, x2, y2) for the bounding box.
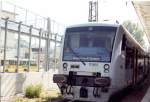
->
(28, 25, 33, 72)
(3, 18, 9, 72)
(46, 18, 51, 71)
(16, 22, 22, 72)
(54, 34, 57, 70)
(38, 28, 42, 71)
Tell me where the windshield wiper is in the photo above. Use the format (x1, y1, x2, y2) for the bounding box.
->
(68, 44, 86, 66)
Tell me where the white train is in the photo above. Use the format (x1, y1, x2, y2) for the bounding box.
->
(53, 23, 150, 102)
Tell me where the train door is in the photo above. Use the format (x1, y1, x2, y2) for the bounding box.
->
(137, 53, 145, 82)
(148, 56, 150, 73)
(146, 56, 149, 75)
(144, 55, 149, 77)
(122, 35, 135, 86)
(125, 46, 134, 85)
(143, 55, 147, 77)
(133, 49, 138, 85)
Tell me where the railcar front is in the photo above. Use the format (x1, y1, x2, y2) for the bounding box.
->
(53, 24, 119, 102)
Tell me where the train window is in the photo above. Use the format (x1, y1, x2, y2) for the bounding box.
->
(121, 35, 126, 51)
(63, 26, 117, 62)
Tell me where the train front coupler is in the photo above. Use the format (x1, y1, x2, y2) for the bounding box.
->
(53, 71, 111, 96)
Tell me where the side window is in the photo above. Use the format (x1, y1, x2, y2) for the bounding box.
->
(125, 47, 134, 69)
(121, 34, 126, 51)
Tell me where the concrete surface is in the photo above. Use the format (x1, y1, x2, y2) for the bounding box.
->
(0, 69, 59, 102)
(141, 87, 150, 102)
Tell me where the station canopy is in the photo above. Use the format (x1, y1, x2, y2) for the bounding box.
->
(133, 1, 150, 41)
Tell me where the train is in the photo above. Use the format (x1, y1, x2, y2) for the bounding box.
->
(53, 23, 150, 102)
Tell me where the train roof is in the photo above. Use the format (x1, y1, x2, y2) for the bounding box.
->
(120, 25, 147, 54)
(66, 23, 147, 54)
(67, 22, 119, 28)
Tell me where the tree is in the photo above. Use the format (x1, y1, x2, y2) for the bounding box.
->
(122, 20, 144, 46)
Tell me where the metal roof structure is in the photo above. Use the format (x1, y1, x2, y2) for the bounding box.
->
(132, 1, 150, 42)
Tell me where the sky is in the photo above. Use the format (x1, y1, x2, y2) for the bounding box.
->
(1, 0, 150, 50)
(3, 0, 139, 26)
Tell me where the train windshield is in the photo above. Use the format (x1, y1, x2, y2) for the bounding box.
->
(63, 26, 117, 62)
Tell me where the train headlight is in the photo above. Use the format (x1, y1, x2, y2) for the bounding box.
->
(63, 63, 68, 71)
(104, 64, 110, 73)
